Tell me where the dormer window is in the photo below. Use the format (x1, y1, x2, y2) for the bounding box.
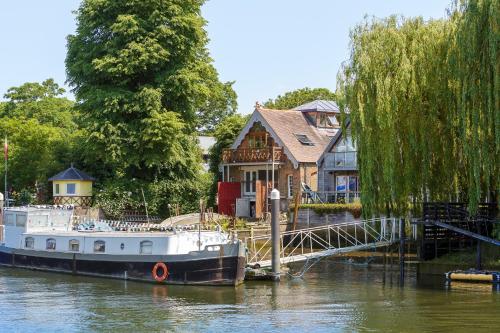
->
(328, 115, 339, 126)
(294, 134, 314, 146)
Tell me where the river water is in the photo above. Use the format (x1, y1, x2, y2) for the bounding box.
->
(1, 260, 499, 332)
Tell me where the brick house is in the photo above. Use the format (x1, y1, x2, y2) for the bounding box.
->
(217, 100, 341, 218)
(317, 119, 359, 203)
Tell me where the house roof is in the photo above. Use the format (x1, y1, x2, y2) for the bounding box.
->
(293, 100, 341, 113)
(231, 107, 337, 167)
(198, 136, 216, 154)
(48, 166, 95, 182)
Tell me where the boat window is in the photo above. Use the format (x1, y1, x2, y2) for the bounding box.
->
(25, 237, 34, 249)
(4, 213, 14, 226)
(46, 238, 56, 250)
(140, 240, 153, 254)
(16, 214, 27, 227)
(94, 240, 105, 253)
(69, 239, 79, 252)
(66, 183, 76, 195)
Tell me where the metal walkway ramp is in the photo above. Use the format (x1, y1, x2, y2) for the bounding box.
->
(246, 218, 401, 268)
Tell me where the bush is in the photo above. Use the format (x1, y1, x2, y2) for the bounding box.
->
(292, 203, 362, 218)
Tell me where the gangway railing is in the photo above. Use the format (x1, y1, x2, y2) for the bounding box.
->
(245, 217, 401, 268)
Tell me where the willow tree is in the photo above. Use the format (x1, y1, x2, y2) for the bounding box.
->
(449, 0, 499, 212)
(339, 0, 498, 217)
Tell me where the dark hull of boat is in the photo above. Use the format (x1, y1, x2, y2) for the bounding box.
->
(0, 246, 246, 286)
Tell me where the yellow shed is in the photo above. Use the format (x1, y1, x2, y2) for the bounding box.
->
(48, 164, 95, 207)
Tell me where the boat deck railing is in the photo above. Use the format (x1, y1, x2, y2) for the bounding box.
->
(72, 216, 224, 233)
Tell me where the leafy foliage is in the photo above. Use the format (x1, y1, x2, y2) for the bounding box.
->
(0, 80, 79, 202)
(338, 0, 498, 217)
(264, 87, 337, 109)
(65, 0, 234, 216)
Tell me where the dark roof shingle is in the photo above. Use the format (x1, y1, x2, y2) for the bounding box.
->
(48, 166, 95, 182)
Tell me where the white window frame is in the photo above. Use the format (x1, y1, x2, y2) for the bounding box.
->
(287, 175, 294, 198)
(66, 183, 76, 195)
(244, 171, 257, 195)
(69, 239, 80, 252)
(140, 240, 153, 254)
(25, 237, 34, 249)
(55, 183, 60, 195)
(46, 238, 56, 251)
(94, 240, 105, 253)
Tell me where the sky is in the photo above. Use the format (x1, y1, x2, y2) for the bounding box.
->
(0, 0, 451, 115)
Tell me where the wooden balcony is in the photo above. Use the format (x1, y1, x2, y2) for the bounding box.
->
(222, 147, 284, 164)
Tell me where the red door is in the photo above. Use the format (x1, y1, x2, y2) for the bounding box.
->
(217, 182, 241, 216)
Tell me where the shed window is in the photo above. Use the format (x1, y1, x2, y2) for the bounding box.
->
(25, 237, 34, 249)
(55, 183, 60, 195)
(140, 240, 153, 254)
(66, 183, 76, 195)
(46, 238, 56, 250)
(69, 239, 79, 252)
(294, 134, 314, 146)
(94, 240, 105, 253)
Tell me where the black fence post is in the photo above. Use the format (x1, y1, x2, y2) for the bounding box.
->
(399, 218, 406, 285)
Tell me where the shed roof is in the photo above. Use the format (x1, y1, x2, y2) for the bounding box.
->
(293, 100, 341, 113)
(48, 166, 95, 182)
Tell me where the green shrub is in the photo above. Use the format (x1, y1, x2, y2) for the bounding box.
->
(292, 203, 362, 218)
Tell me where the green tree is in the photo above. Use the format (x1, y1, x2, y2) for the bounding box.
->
(0, 79, 80, 203)
(264, 87, 337, 109)
(207, 114, 249, 206)
(66, 0, 235, 216)
(338, 0, 498, 217)
(1, 79, 76, 129)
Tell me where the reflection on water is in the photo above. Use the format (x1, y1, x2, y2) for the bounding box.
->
(1, 260, 499, 332)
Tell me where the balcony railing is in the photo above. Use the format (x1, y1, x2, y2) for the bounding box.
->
(222, 147, 284, 164)
(316, 191, 361, 203)
(324, 151, 357, 170)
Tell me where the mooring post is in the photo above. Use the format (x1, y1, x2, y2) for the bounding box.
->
(399, 218, 405, 285)
(476, 240, 482, 270)
(271, 189, 281, 281)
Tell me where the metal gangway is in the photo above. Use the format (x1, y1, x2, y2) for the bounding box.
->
(245, 217, 402, 269)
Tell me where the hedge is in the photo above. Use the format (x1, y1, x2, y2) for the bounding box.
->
(291, 203, 362, 218)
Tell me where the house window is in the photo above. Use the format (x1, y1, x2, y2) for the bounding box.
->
(336, 176, 359, 192)
(336, 176, 347, 192)
(25, 237, 34, 249)
(55, 183, 60, 195)
(140, 240, 153, 254)
(69, 239, 79, 252)
(66, 183, 76, 195)
(287, 175, 294, 198)
(46, 238, 56, 250)
(244, 171, 257, 194)
(94, 240, 105, 253)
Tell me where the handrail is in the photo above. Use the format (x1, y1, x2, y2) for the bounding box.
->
(245, 217, 401, 267)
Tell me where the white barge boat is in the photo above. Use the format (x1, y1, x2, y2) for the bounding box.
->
(0, 206, 246, 286)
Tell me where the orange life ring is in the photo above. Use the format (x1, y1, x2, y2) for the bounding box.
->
(152, 262, 169, 282)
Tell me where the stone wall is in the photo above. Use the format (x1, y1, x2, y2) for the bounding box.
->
(291, 208, 360, 229)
